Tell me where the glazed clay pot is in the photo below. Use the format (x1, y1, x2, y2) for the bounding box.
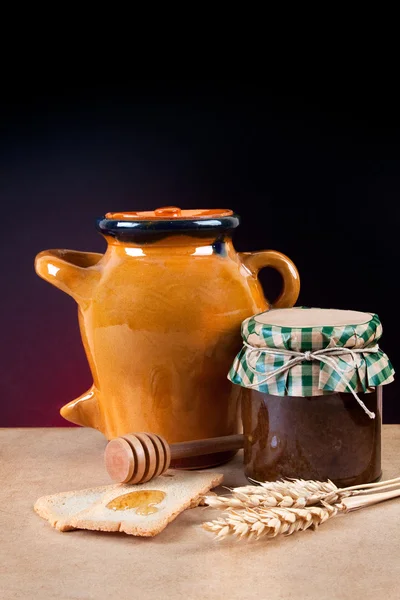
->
(35, 207, 300, 467)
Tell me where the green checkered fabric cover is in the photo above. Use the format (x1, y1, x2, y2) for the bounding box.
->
(228, 308, 394, 396)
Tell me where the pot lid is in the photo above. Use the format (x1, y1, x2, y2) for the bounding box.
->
(106, 207, 234, 220)
(96, 206, 240, 240)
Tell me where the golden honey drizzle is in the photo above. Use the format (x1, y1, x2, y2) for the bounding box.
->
(106, 490, 166, 515)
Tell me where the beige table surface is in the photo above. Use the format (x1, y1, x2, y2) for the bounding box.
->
(1, 426, 400, 600)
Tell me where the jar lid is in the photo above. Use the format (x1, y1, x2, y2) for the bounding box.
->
(245, 308, 381, 350)
(228, 307, 394, 402)
(96, 206, 240, 241)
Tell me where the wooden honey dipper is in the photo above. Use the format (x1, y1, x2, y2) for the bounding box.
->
(105, 432, 244, 484)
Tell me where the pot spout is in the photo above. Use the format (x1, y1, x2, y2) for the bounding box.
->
(34, 249, 103, 304)
(60, 386, 101, 430)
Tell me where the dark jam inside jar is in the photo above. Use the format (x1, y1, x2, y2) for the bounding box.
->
(241, 387, 382, 487)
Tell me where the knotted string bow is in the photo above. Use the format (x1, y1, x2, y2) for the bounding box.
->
(243, 342, 380, 419)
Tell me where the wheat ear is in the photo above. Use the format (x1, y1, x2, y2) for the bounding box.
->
(204, 479, 340, 509)
(203, 503, 338, 540)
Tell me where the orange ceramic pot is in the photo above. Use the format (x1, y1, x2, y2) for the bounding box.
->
(35, 207, 300, 467)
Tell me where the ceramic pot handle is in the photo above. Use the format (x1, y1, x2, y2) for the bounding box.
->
(35, 249, 103, 305)
(239, 250, 300, 308)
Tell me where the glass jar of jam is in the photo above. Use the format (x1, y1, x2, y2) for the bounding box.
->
(229, 308, 394, 486)
(241, 387, 382, 487)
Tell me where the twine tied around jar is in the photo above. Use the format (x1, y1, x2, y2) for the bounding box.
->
(243, 342, 381, 419)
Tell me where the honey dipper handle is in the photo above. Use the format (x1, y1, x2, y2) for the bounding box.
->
(169, 434, 244, 460)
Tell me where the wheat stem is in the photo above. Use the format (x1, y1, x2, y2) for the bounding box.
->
(338, 488, 400, 511)
(336, 476, 400, 494)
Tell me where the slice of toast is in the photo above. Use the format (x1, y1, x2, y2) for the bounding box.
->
(34, 470, 223, 537)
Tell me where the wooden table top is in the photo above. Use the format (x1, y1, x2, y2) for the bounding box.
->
(1, 426, 400, 600)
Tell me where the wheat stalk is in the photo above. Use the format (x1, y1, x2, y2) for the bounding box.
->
(202, 477, 400, 541)
(204, 476, 400, 510)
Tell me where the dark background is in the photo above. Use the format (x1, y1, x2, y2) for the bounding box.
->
(1, 81, 399, 426)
